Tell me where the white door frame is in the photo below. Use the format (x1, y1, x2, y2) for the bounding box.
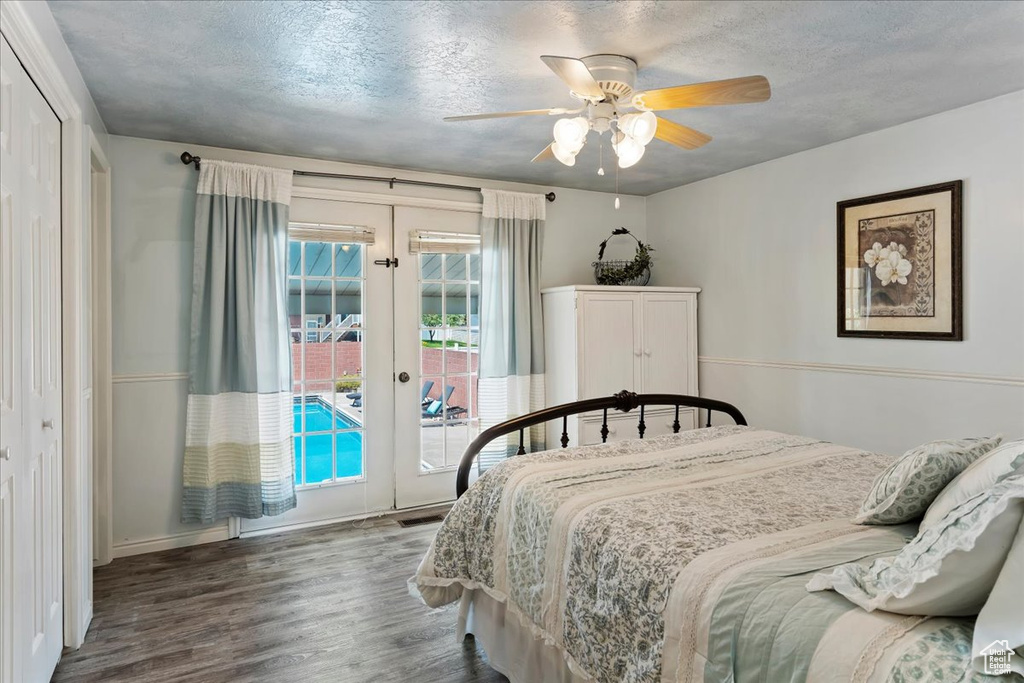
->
(1, 0, 101, 649)
(89, 129, 112, 567)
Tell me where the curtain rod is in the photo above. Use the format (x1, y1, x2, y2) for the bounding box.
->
(179, 151, 556, 203)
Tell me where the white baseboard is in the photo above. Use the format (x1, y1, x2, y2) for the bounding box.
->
(112, 524, 231, 558)
(110, 502, 455, 556)
(238, 509, 391, 539)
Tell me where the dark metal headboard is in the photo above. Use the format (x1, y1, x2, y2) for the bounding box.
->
(456, 390, 747, 497)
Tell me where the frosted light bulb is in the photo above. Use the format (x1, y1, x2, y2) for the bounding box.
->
(614, 196, 621, 210)
(552, 117, 589, 151)
(614, 134, 645, 169)
(618, 111, 657, 146)
(551, 141, 577, 166)
(610, 134, 643, 168)
(598, 167, 605, 176)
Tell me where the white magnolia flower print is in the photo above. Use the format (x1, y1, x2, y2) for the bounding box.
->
(876, 249, 912, 285)
(864, 241, 912, 285)
(863, 242, 884, 267)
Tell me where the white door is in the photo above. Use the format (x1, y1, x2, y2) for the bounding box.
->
(393, 206, 481, 509)
(0, 34, 64, 683)
(579, 292, 642, 398)
(241, 198, 395, 532)
(640, 293, 695, 394)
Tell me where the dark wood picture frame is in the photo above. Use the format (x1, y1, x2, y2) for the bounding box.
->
(837, 180, 962, 341)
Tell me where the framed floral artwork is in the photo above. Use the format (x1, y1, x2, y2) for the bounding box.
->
(837, 180, 962, 340)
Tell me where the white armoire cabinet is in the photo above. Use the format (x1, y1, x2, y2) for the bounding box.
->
(541, 285, 700, 448)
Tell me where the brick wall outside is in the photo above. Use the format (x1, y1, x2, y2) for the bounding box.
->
(292, 341, 478, 415)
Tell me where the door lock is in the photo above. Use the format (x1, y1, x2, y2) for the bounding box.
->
(397, 371, 410, 383)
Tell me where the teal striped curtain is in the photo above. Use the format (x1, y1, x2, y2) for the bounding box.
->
(181, 160, 296, 523)
(477, 189, 546, 469)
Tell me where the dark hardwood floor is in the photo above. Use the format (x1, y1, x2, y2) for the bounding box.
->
(53, 514, 508, 683)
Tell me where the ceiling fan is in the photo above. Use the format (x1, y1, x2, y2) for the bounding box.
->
(444, 54, 771, 171)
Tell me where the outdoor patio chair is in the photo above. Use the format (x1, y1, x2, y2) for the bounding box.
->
(422, 385, 455, 418)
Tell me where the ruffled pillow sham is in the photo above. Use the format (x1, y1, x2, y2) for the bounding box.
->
(922, 438, 1024, 530)
(854, 436, 1003, 525)
(808, 469, 1024, 616)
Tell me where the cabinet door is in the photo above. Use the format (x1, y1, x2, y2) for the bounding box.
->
(641, 293, 696, 395)
(578, 292, 641, 398)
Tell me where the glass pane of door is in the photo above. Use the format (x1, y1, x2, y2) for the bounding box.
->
(290, 246, 365, 486)
(419, 271, 479, 470)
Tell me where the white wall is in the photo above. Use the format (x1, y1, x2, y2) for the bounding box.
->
(107, 134, 645, 552)
(647, 91, 1024, 455)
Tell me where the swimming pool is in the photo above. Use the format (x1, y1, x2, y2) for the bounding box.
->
(293, 399, 363, 483)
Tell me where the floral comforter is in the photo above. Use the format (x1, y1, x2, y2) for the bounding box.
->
(412, 427, 996, 682)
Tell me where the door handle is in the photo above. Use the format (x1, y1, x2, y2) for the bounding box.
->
(42, 419, 54, 430)
(397, 371, 410, 383)
(0, 447, 9, 461)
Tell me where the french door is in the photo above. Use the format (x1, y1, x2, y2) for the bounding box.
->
(394, 206, 481, 509)
(240, 197, 480, 533)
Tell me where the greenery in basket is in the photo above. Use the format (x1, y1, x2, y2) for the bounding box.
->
(595, 239, 654, 285)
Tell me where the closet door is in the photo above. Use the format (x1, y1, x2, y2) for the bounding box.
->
(640, 293, 695, 395)
(578, 292, 641, 398)
(0, 34, 64, 683)
(0, 35, 23, 683)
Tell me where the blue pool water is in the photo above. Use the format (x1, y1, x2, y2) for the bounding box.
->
(293, 400, 363, 483)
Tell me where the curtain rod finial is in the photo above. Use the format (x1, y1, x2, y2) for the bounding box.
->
(180, 151, 201, 169)
(545, 192, 556, 203)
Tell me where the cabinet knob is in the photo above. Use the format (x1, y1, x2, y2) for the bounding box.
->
(643, 349, 652, 356)
(0, 447, 10, 461)
(42, 419, 54, 430)
(633, 349, 642, 357)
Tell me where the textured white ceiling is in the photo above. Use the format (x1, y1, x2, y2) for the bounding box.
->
(49, 0, 1024, 195)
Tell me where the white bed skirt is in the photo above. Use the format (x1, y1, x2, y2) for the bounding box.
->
(458, 588, 589, 683)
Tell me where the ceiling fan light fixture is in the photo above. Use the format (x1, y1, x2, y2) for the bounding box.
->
(618, 110, 657, 146)
(553, 116, 590, 150)
(613, 133, 645, 169)
(551, 141, 578, 166)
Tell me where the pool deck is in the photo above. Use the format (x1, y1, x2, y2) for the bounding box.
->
(310, 393, 479, 470)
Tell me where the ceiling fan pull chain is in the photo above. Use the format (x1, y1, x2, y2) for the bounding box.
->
(614, 160, 620, 210)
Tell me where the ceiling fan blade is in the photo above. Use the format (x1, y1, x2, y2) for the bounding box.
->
(444, 108, 558, 122)
(540, 55, 605, 99)
(635, 75, 771, 110)
(531, 143, 555, 163)
(654, 117, 712, 150)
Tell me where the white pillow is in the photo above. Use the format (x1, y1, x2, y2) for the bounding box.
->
(922, 439, 1024, 530)
(972, 512, 1024, 676)
(807, 470, 1024, 616)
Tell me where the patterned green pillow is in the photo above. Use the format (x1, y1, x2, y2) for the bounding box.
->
(855, 436, 1003, 525)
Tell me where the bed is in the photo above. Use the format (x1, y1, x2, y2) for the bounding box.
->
(411, 392, 995, 683)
